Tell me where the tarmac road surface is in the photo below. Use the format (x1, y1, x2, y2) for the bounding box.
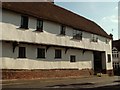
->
(1, 76, 120, 90)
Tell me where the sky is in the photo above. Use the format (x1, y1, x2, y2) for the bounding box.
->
(55, 1, 119, 40)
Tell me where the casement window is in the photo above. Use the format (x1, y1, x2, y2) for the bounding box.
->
(60, 25, 66, 35)
(36, 19, 43, 32)
(70, 55, 76, 62)
(73, 30, 82, 40)
(112, 49, 119, 58)
(37, 48, 45, 58)
(108, 54, 111, 63)
(55, 49, 62, 59)
(112, 53, 119, 58)
(106, 39, 109, 44)
(91, 34, 98, 42)
(18, 47, 26, 58)
(20, 16, 29, 29)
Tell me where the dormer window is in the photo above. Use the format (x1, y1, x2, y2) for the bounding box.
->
(73, 30, 82, 40)
(36, 19, 43, 32)
(20, 16, 29, 29)
(91, 34, 98, 42)
(60, 25, 66, 35)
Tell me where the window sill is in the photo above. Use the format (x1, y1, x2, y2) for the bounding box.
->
(33, 30, 43, 32)
(37, 57, 46, 59)
(73, 36, 82, 40)
(73, 38, 82, 40)
(54, 58, 62, 60)
(70, 62, 76, 63)
(17, 27, 29, 30)
(91, 41, 98, 43)
(59, 34, 66, 36)
(71, 38, 82, 41)
(17, 57, 26, 58)
(90, 40, 98, 43)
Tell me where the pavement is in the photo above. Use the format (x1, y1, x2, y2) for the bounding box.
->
(1, 75, 120, 90)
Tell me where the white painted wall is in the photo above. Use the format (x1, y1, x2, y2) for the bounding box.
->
(0, 41, 2, 69)
(0, 10, 113, 70)
(1, 42, 93, 69)
(1, 10, 112, 52)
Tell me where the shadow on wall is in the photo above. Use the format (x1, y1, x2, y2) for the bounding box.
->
(2, 56, 92, 62)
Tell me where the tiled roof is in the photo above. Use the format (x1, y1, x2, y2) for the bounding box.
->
(2, 2, 112, 39)
(113, 40, 120, 51)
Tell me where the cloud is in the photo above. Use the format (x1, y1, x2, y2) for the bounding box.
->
(98, 15, 118, 40)
(115, 6, 118, 10)
(102, 15, 118, 23)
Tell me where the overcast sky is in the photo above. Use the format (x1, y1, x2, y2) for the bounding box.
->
(55, 1, 118, 40)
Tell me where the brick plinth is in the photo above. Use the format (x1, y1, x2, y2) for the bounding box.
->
(2, 69, 94, 80)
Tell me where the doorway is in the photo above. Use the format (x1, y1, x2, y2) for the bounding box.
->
(93, 51, 102, 74)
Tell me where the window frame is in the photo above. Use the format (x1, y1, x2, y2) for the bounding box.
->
(55, 49, 62, 59)
(108, 54, 111, 63)
(20, 16, 29, 29)
(18, 47, 26, 58)
(36, 19, 43, 32)
(106, 39, 109, 44)
(91, 34, 98, 42)
(73, 29, 82, 40)
(60, 25, 66, 35)
(37, 48, 46, 59)
(70, 55, 76, 62)
(112, 49, 119, 59)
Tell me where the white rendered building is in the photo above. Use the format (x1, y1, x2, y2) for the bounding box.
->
(0, 2, 113, 79)
(112, 40, 120, 75)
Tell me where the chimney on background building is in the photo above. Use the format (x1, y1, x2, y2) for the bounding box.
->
(109, 33, 113, 40)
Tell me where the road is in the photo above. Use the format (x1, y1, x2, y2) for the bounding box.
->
(1, 76, 120, 90)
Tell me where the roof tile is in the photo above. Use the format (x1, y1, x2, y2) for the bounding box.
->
(2, 2, 112, 39)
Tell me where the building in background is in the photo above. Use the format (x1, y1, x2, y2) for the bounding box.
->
(1, 2, 113, 79)
(112, 39, 120, 75)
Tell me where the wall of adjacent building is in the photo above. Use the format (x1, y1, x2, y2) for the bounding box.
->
(0, 9, 113, 70)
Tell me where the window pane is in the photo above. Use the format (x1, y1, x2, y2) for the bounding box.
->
(73, 30, 76, 36)
(73, 30, 82, 40)
(21, 16, 28, 29)
(55, 49, 61, 59)
(106, 39, 109, 44)
(37, 48, 45, 58)
(36, 19, 43, 31)
(91, 34, 98, 42)
(77, 30, 80, 34)
(18, 47, 26, 58)
(108, 54, 111, 63)
(60, 26, 66, 35)
(70, 55, 76, 62)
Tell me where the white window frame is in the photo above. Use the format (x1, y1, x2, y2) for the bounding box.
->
(91, 34, 98, 42)
(73, 29, 82, 40)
